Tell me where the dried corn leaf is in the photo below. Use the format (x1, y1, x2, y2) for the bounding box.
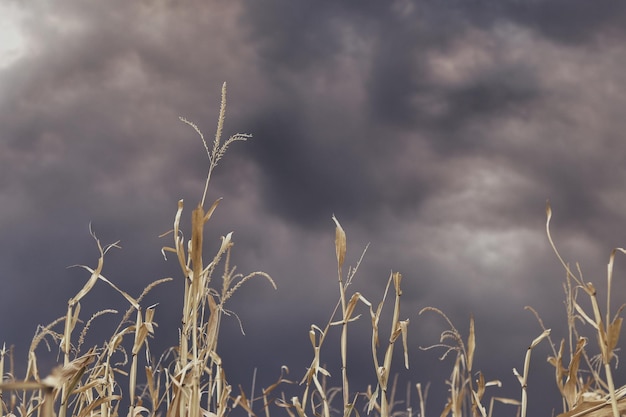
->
(160, 200, 188, 272)
(400, 319, 409, 369)
(68, 263, 102, 307)
(145, 366, 159, 408)
(367, 384, 379, 414)
(42, 348, 96, 391)
(531, 329, 551, 349)
(203, 198, 222, 222)
(232, 386, 254, 416)
(332, 215, 346, 269)
(392, 271, 402, 294)
(467, 314, 475, 372)
(471, 389, 488, 417)
(563, 338, 586, 409)
(190, 204, 205, 278)
(344, 292, 361, 321)
(61, 303, 81, 355)
(71, 265, 139, 310)
(574, 303, 599, 329)
(557, 397, 626, 417)
(607, 317, 622, 357)
(475, 371, 485, 401)
(493, 397, 521, 405)
(77, 395, 122, 417)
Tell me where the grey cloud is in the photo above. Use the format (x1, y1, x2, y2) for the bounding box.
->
(506, 0, 626, 45)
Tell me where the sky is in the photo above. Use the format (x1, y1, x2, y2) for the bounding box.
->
(3, 1, 626, 415)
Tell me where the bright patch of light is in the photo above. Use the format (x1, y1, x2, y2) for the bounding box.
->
(0, 4, 27, 69)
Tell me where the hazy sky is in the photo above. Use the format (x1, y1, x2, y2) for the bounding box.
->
(3, 1, 626, 415)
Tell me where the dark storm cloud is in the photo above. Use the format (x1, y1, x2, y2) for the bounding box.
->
(398, 0, 626, 46)
(236, 0, 550, 233)
(506, 0, 626, 45)
(240, 0, 391, 71)
(236, 2, 445, 230)
(244, 100, 438, 231)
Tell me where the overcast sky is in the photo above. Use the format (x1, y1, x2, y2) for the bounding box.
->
(3, 1, 626, 416)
